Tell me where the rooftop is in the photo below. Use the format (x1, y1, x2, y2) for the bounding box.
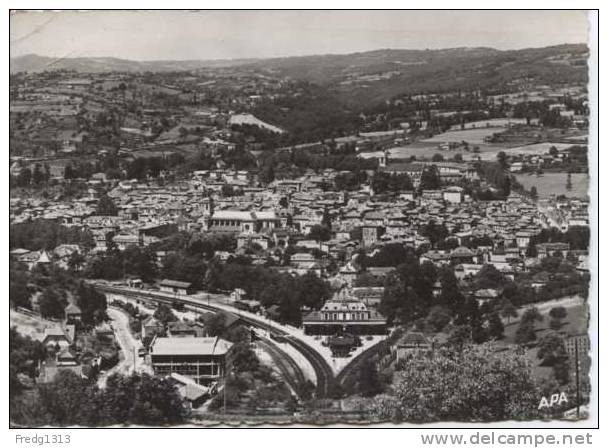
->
(151, 337, 233, 356)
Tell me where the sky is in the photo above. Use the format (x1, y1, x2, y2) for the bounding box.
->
(10, 10, 589, 61)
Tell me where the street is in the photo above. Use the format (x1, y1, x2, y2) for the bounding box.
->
(97, 307, 149, 388)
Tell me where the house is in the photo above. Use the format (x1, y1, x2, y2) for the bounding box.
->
(366, 267, 395, 282)
(337, 262, 361, 286)
(536, 242, 570, 259)
(395, 332, 432, 360)
(230, 288, 246, 302)
(351, 286, 384, 307)
(290, 252, 316, 269)
(454, 263, 483, 280)
(64, 303, 82, 323)
(159, 279, 194, 295)
(41, 327, 72, 349)
(473, 288, 501, 304)
(168, 373, 210, 409)
(443, 186, 464, 204)
(141, 315, 164, 339)
(450, 246, 476, 264)
(167, 321, 198, 338)
(516, 231, 535, 249)
(35, 250, 52, 268)
(56, 347, 78, 366)
(362, 225, 385, 247)
(420, 250, 450, 266)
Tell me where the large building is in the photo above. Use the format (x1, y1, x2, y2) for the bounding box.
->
(302, 289, 387, 335)
(149, 336, 233, 385)
(208, 210, 278, 234)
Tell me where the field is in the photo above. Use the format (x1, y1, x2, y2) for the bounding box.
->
(449, 118, 534, 130)
(501, 297, 589, 381)
(358, 142, 440, 161)
(422, 127, 504, 145)
(229, 113, 285, 134)
(515, 172, 589, 198)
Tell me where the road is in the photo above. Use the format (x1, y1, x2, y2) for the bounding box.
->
(93, 283, 336, 398)
(97, 307, 147, 388)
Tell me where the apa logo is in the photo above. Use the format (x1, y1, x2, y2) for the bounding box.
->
(538, 392, 568, 409)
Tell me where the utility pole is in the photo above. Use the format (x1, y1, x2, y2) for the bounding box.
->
(223, 371, 227, 415)
(575, 338, 580, 419)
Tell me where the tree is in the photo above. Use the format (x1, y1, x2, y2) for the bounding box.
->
(446, 325, 471, 351)
(497, 151, 508, 169)
(67, 251, 86, 272)
(371, 344, 540, 422)
(123, 245, 157, 282)
(75, 282, 107, 326)
(514, 321, 536, 345)
(537, 332, 568, 367)
(308, 224, 331, 242)
(96, 194, 118, 216)
(432, 153, 444, 162)
(203, 313, 226, 337)
(530, 186, 538, 200)
(425, 305, 452, 332)
(474, 264, 506, 289)
(500, 299, 518, 323)
(549, 306, 568, 320)
(419, 219, 447, 248)
(380, 258, 434, 324)
(521, 307, 544, 324)
(10, 267, 32, 309)
(436, 266, 464, 314)
(231, 343, 260, 373)
(418, 165, 441, 191)
(357, 360, 383, 397)
(38, 288, 66, 319)
(37, 370, 98, 426)
(99, 372, 185, 425)
(153, 303, 177, 325)
(487, 312, 505, 340)
(297, 271, 330, 309)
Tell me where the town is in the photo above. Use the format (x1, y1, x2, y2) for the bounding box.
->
(9, 33, 592, 425)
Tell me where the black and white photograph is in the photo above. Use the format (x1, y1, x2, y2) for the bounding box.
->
(8, 9, 598, 429)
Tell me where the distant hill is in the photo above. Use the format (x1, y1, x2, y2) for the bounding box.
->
(241, 44, 589, 105)
(9, 54, 257, 73)
(11, 44, 588, 78)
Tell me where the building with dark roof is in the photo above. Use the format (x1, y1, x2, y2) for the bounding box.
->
(159, 279, 194, 295)
(302, 288, 387, 336)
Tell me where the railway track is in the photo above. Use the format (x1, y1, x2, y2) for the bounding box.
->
(95, 284, 335, 398)
(255, 336, 308, 398)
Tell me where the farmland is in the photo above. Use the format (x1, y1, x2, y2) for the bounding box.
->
(515, 172, 589, 198)
(423, 127, 503, 145)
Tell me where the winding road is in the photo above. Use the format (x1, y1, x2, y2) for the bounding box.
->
(97, 307, 147, 388)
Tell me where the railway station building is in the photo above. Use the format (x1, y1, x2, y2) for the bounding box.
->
(302, 288, 387, 336)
